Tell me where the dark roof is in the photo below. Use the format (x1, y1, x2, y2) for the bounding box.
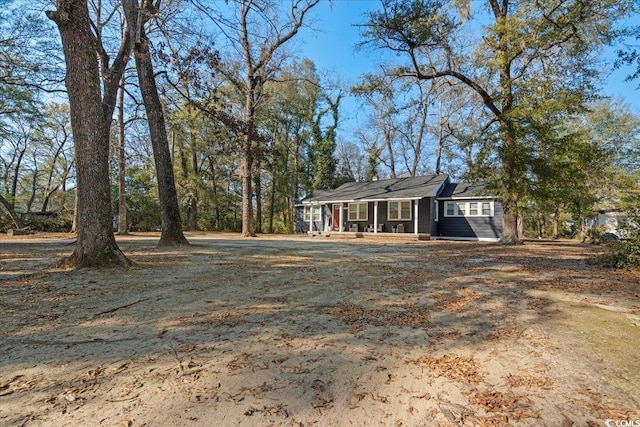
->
(302, 174, 449, 203)
(437, 182, 495, 199)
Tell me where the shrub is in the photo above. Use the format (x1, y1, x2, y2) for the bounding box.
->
(590, 208, 640, 268)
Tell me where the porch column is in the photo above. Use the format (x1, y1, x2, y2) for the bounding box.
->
(339, 203, 344, 233)
(414, 200, 419, 235)
(374, 201, 378, 234)
(309, 205, 313, 232)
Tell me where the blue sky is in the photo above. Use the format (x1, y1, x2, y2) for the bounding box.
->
(298, 0, 640, 138)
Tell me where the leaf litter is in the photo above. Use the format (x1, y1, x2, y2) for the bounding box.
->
(0, 233, 639, 426)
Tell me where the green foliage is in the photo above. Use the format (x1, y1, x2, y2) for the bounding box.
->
(590, 209, 640, 268)
(21, 212, 73, 232)
(311, 93, 342, 191)
(0, 212, 12, 231)
(122, 165, 161, 232)
(362, 0, 636, 242)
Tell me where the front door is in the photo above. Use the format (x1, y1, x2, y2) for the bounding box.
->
(332, 204, 341, 230)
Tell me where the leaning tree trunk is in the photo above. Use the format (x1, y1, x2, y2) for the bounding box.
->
(0, 193, 24, 229)
(46, 0, 130, 267)
(124, 0, 188, 247)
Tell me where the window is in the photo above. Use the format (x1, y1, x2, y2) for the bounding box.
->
(481, 202, 492, 216)
(444, 201, 494, 217)
(348, 202, 368, 221)
(304, 206, 321, 221)
(388, 200, 412, 221)
(446, 202, 456, 216)
(434, 199, 439, 221)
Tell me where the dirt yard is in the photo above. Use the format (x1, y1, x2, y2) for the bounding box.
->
(1, 232, 639, 427)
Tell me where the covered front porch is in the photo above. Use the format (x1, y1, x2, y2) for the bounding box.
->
(307, 229, 432, 240)
(302, 198, 433, 237)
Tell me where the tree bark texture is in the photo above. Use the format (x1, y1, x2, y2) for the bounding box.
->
(123, 0, 188, 247)
(116, 79, 128, 235)
(241, 133, 255, 236)
(47, 0, 130, 267)
(0, 193, 24, 229)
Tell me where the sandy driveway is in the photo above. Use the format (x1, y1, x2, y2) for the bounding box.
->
(1, 233, 639, 426)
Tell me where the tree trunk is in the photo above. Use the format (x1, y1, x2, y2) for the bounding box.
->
(188, 129, 199, 231)
(70, 191, 77, 233)
(268, 173, 276, 234)
(254, 167, 262, 234)
(538, 211, 546, 238)
(9, 147, 26, 210)
(47, 0, 130, 267)
(435, 101, 445, 175)
(384, 126, 396, 179)
(241, 135, 255, 236)
(186, 196, 197, 231)
(124, 0, 188, 247)
(496, 7, 520, 245)
(0, 193, 24, 229)
(116, 78, 128, 235)
(26, 156, 37, 212)
(500, 192, 520, 245)
(553, 206, 560, 239)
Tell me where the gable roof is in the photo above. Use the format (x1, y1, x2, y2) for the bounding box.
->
(437, 182, 495, 200)
(302, 174, 449, 204)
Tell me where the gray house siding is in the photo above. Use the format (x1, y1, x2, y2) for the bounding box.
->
(299, 176, 502, 240)
(295, 206, 307, 233)
(436, 200, 503, 240)
(417, 198, 431, 234)
(431, 199, 439, 236)
(295, 204, 330, 233)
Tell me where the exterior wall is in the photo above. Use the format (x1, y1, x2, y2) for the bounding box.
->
(322, 204, 332, 231)
(417, 198, 431, 234)
(295, 205, 327, 232)
(431, 199, 439, 236)
(436, 200, 503, 240)
(295, 206, 307, 233)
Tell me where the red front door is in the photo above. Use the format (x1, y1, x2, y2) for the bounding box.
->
(332, 204, 340, 230)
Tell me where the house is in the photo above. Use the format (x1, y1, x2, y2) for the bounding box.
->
(587, 210, 635, 241)
(296, 174, 503, 241)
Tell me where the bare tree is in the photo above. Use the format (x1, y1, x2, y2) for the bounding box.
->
(195, 0, 320, 236)
(122, 0, 189, 246)
(352, 73, 401, 179)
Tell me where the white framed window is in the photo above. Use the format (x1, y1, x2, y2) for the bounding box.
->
(388, 200, 412, 221)
(469, 202, 479, 216)
(446, 202, 456, 216)
(348, 202, 368, 221)
(444, 201, 494, 217)
(434, 199, 439, 221)
(481, 202, 492, 216)
(304, 206, 321, 221)
(445, 201, 464, 216)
